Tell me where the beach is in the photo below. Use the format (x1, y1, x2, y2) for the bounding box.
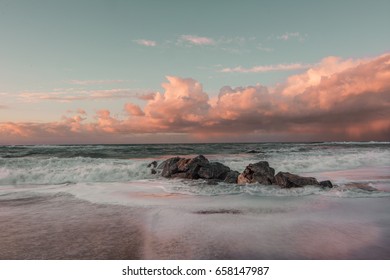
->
(0, 142, 389, 259)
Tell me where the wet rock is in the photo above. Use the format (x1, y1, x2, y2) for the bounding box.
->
(275, 172, 319, 188)
(319, 180, 333, 188)
(147, 160, 158, 174)
(160, 157, 182, 177)
(158, 155, 210, 179)
(147, 161, 157, 168)
(152, 156, 333, 190)
(184, 155, 210, 179)
(224, 170, 240, 184)
(237, 161, 275, 185)
(198, 162, 231, 180)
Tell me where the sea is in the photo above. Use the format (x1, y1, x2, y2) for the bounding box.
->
(0, 142, 389, 259)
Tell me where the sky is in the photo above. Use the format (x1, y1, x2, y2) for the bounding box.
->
(0, 0, 389, 144)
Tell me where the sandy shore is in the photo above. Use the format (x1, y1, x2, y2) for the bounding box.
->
(1, 188, 390, 260)
(0, 193, 144, 259)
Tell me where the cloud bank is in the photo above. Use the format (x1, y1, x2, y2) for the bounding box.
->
(1, 54, 389, 144)
(221, 63, 311, 73)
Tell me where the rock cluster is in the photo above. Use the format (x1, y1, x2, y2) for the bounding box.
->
(150, 155, 333, 188)
(153, 155, 240, 183)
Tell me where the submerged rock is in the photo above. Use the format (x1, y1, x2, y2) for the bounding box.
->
(147, 160, 158, 174)
(319, 180, 333, 188)
(275, 172, 319, 188)
(238, 161, 275, 185)
(147, 161, 157, 168)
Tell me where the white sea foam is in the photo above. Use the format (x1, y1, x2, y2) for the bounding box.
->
(0, 157, 152, 185)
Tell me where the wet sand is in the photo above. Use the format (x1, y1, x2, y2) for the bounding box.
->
(0, 193, 144, 259)
(1, 189, 390, 260)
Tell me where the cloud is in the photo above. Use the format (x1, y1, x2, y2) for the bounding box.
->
(221, 63, 311, 73)
(69, 80, 124, 85)
(137, 92, 156, 101)
(134, 39, 157, 47)
(277, 32, 305, 41)
(18, 88, 142, 102)
(180, 35, 215, 46)
(124, 103, 144, 116)
(1, 53, 389, 143)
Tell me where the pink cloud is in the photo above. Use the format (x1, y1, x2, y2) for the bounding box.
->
(125, 103, 144, 116)
(180, 35, 215, 45)
(137, 92, 156, 101)
(1, 53, 389, 144)
(134, 39, 157, 47)
(221, 63, 311, 73)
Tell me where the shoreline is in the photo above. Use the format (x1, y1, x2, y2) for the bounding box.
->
(1, 189, 389, 260)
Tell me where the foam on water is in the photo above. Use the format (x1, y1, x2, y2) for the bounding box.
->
(0, 157, 153, 185)
(0, 143, 389, 200)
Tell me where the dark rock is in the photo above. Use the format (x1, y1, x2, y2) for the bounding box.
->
(246, 150, 259, 154)
(170, 172, 189, 179)
(147, 161, 157, 168)
(319, 180, 333, 188)
(181, 155, 210, 179)
(238, 161, 275, 185)
(160, 157, 182, 177)
(224, 170, 240, 184)
(177, 158, 191, 172)
(198, 162, 231, 180)
(147, 160, 158, 175)
(159, 155, 210, 179)
(154, 156, 333, 191)
(275, 172, 319, 188)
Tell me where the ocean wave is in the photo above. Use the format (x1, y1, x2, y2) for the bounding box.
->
(0, 157, 152, 185)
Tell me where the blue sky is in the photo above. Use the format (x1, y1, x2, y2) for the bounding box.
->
(0, 0, 389, 143)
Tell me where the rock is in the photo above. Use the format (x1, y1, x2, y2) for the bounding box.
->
(237, 161, 275, 185)
(160, 157, 182, 177)
(177, 158, 192, 172)
(246, 150, 259, 154)
(159, 155, 210, 179)
(198, 162, 230, 180)
(147, 160, 158, 175)
(275, 172, 319, 188)
(183, 155, 209, 179)
(319, 180, 333, 188)
(152, 156, 333, 190)
(224, 170, 240, 184)
(147, 161, 157, 168)
(237, 173, 251, 184)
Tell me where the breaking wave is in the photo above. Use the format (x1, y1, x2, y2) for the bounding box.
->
(0, 157, 152, 185)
